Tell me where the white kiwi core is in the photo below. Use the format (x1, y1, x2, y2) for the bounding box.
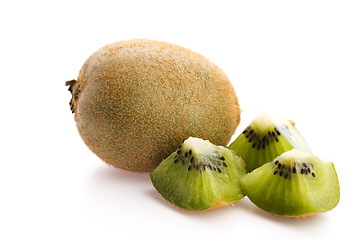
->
(182, 137, 216, 156)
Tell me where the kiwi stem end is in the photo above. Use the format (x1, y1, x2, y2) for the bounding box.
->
(65, 79, 77, 113)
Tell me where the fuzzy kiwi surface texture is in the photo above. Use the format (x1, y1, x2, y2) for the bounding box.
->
(66, 39, 240, 172)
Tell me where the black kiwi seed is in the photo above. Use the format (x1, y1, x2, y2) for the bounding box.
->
(244, 126, 285, 152)
(184, 153, 229, 173)
(262, 136, 268, 148)
(272, 160, 318, 179)
(301, 168, 308, 175)
(245, 129, 253, 138)
(257, 142, 261, 150)
(275, 128, 281, 135)
(173, 148, 229, 175)
(261, 140, 266, 149)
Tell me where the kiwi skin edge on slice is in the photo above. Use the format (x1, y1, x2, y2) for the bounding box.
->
(150, 137, 246, 211)
(240, 149, 340, 218)
(229, 112, 311, 173)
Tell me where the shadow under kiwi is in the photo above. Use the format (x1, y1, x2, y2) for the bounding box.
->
(85, 165, 331, 229)
(144, 190, 250, 220)
(83, 164, 152, 201)
(236, 197, 329, 228)
(89, 164, 151, 184)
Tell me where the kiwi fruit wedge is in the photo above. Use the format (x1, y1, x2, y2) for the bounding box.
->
(228, 112, 311, 172)
(240, 149, 340, 217)
(150, 137, 246, 211)
(66, 39, 240, 172)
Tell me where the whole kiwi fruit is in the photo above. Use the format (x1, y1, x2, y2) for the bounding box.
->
(66, 39, 240, 172)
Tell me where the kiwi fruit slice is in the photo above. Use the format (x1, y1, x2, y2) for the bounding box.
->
(150, 137, 246, 211)
(241, 149, 340, 217)
(66, 39, 240, 172)
(228, 112, 311, 172)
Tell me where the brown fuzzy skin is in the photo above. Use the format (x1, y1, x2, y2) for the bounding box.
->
(67, 39, 240, 172)
(165, 199, 239, 212)
(267, 210, 322, 219)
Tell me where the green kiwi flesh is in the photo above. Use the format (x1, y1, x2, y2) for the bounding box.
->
(150, 137, 246, 211)
(228, 112, 311, 172)
(240, 149, 340, 217)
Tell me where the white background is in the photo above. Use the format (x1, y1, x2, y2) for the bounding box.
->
(1, 0, 359, 239)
